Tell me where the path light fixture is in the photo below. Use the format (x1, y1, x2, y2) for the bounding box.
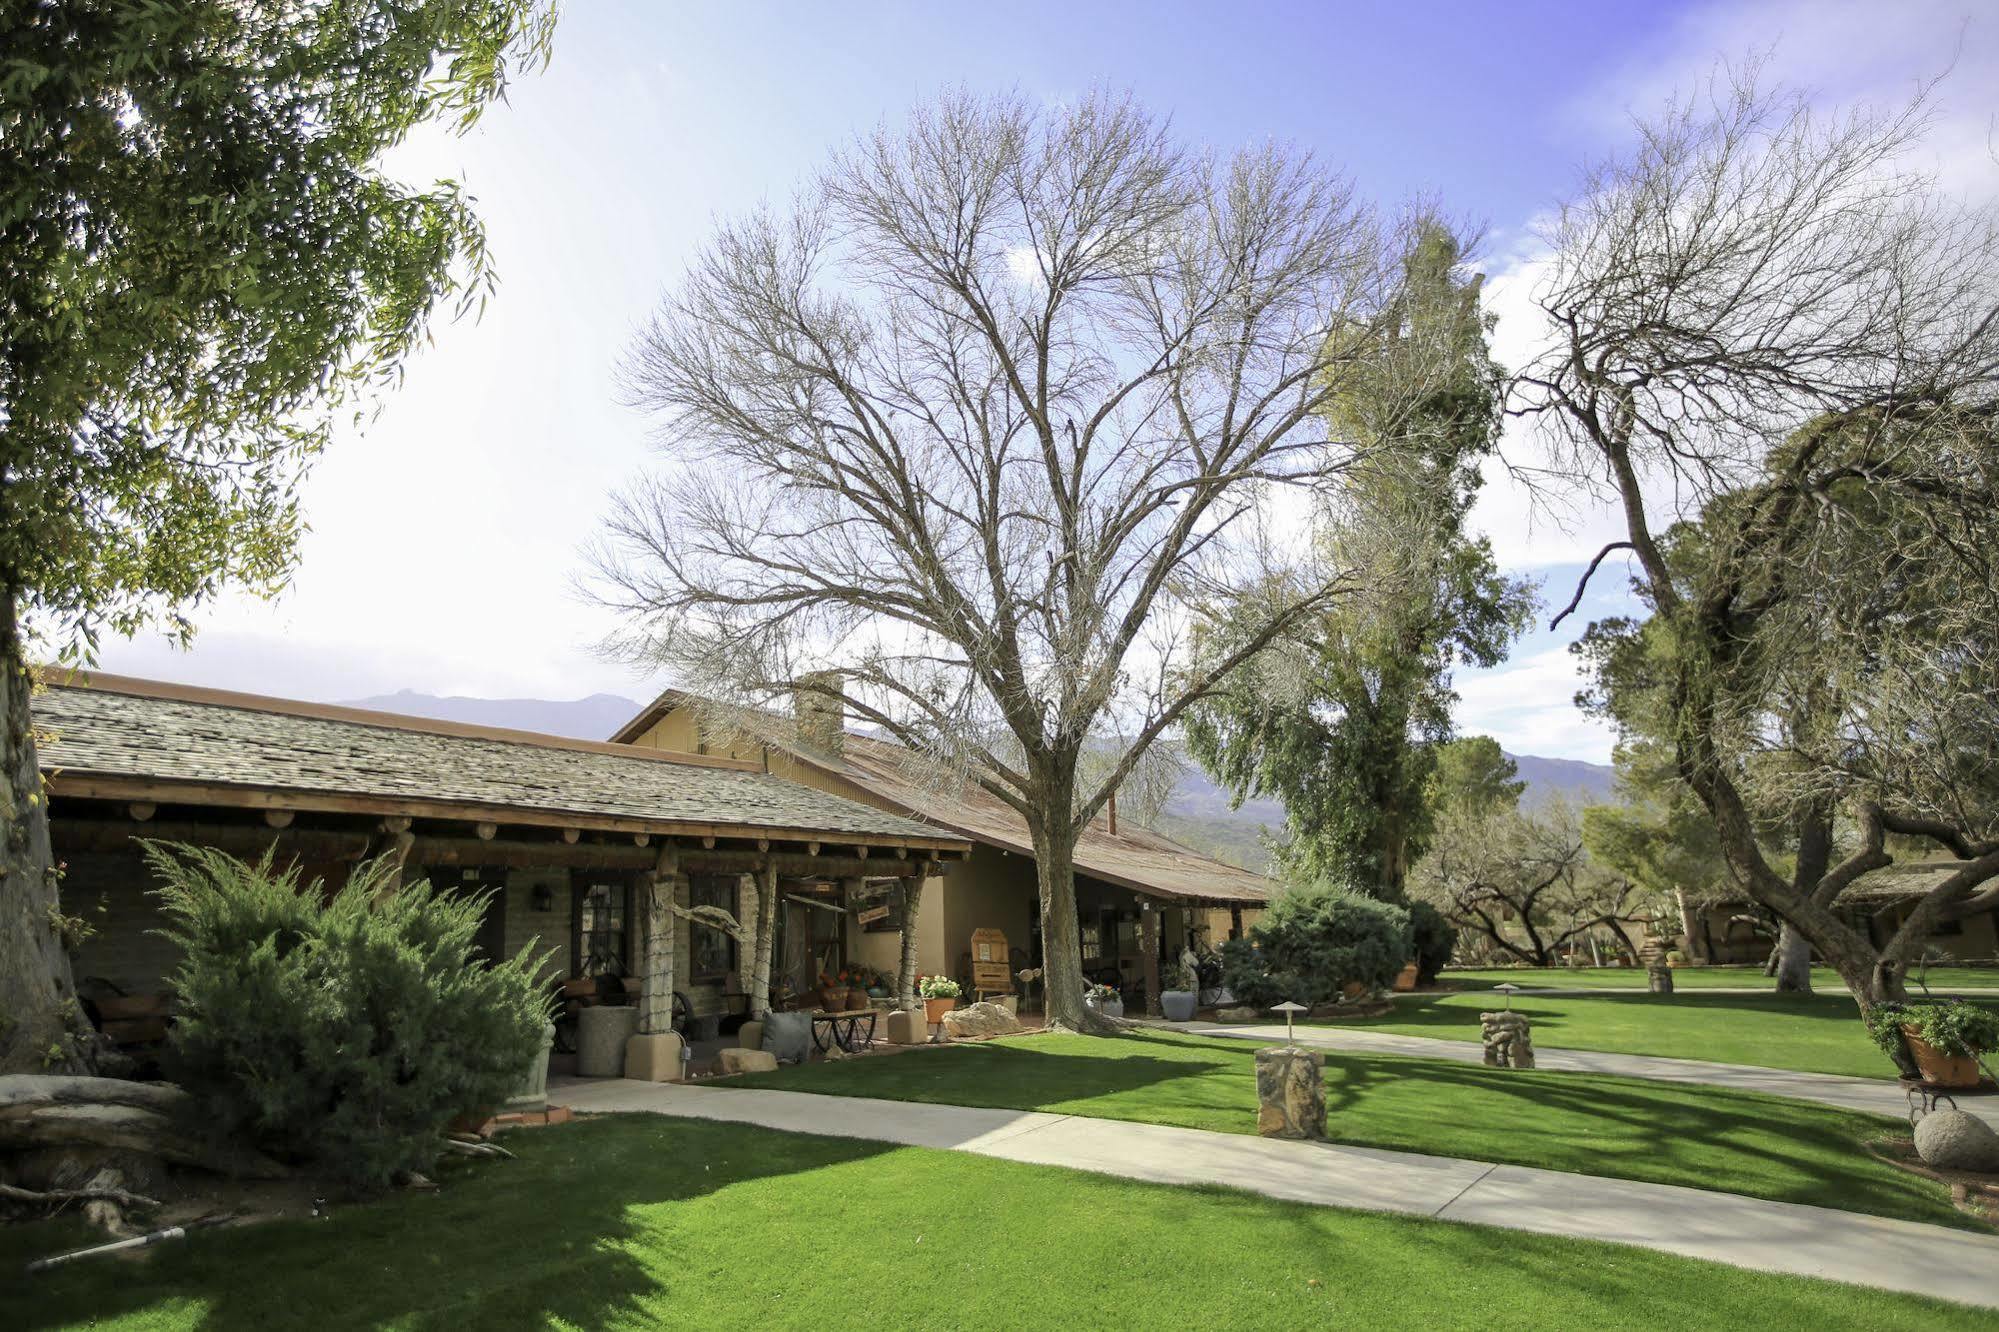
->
(1270, 1000, 1307, 1044)
(1493, 983, 1520, 1013)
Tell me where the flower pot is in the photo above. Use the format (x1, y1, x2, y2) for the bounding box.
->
(1392, 962, 1419, 993)
(1160, 990, 1197, 1022)
(1086, 994, 1124, 1021)
(505, 1021, 557, 1111)
(1902, 1025, 1985, 1088)
(1341, 980, 1367, 1000)
(819, 988, 845, 1012)
(924, 996, 958, 1024)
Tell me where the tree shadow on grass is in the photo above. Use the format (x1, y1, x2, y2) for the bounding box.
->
(0, 1117, 902, 1331)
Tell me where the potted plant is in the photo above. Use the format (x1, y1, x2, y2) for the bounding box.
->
(1868, 1000, 1999, 1088)
(1084, 981, 1124, 1021)
(1159, 961, 1198, 1022)
(919, 974, 962, 1025)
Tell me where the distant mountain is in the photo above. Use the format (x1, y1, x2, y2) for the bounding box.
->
(1505, 750, 1617, 809)
(1153, 747, 1617, 874)
(337, 690, 645, 741)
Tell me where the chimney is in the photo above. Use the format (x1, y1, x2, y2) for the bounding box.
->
(792, 671, 845, 757)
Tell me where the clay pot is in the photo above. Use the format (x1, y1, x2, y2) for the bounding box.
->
(1392, 963, 1419, 993)
(1341, 980, 1367, 1000)
(1902, 1026, 1985, 1088)
(924, 996, 958, 1024)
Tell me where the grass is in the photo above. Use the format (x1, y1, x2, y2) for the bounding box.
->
(1443, 964, 1999, 993)
(2, 1116, 1989, 1330)
(1328, 991, 1999, 1079)
(733, 1029, 1975, 1230)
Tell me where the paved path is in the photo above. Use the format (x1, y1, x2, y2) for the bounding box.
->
(1151, 1021, 1999, 1129)
(554, 1077, 1999, 1311)
(1402, 986, 1999, 998)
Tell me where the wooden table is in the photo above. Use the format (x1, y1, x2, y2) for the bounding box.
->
(812, 1008, 879, 1054)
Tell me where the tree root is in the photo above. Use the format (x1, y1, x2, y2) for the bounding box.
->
(0, 1074, 289, 1180)
(0, 1181, 160, 1210)
(442, 1136, 514, 1160)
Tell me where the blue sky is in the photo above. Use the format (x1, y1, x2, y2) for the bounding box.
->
(93, 1, 1996, 763)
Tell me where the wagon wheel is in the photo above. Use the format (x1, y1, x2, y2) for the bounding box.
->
(669, 990, 693, 1040)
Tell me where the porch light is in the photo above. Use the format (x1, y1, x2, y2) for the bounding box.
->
(1493, 983, 1520, 1012)
(1270, 1000, 1306, 1044)
(532, 885, 554, 913)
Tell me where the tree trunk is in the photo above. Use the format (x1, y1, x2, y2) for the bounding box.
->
(0, 592, 93, 1075)
(896, 873, 927, 1011)
(1675, 890, 1704, 963)
(1771, 924, 1813, 994)
(1031, 819, 1096, 1033)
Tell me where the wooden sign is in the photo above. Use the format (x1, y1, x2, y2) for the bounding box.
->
(970, 928, 1012, 993)
(856, 904, 890, 926)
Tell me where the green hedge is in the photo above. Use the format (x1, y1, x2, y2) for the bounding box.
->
(1221, 881, 1413, 1007)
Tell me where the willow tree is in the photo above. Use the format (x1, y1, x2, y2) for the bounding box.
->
(597, 92, 1417, 1031)
(1516, 63, 1999, 1017)
(0, 1, 555, 1073)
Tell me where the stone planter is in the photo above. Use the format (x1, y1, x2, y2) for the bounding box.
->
(1160, 990, 1197, 1022)
(576, 1004, 639, 1078)
(504, 1021, 557, 1111)
(995, 994, 1019, 1016)
(1902, 1026, 1985, 1088)
(1254, 1045, 1326, 1139)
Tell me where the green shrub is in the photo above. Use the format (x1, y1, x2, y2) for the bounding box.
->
(1865, 999, 1999, 1061)
(1219, 881, 1412, 1007)
(149, 843, 552, 1193)
(1408, 901, 1455, 984)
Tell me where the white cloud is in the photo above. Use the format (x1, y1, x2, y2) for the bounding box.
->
(1452, 647, 1619, 764)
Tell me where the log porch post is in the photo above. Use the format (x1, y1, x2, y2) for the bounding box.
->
(638, 843, 681, 1036)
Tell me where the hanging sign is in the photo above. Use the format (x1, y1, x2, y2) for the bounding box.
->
(857, 904, 891, 926)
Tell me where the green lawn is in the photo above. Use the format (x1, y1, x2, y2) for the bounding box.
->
(1443, 964, 1999, 993)
(1329, 991, 1999, 1079)
(2, 1116, 1987, 1330)
(733, 1029, 1973, 1229)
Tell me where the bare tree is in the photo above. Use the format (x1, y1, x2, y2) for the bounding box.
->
(593, 92, 1422, 1031)
(1513, 60, 1999, 1020)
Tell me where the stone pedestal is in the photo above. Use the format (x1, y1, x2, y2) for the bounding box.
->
(1647, 964, 1674, 994)
(1480, 1012, 1535, 1068)
(739, 1020, 766, 1052)
(885, 1009, 926, 1045)
(577, 1004, 640, 1078)
(623, 1031, 685, 1082)
(1254, 1046, 1327, 1140)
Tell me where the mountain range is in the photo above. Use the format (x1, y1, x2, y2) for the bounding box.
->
(338, 690, 1615, 873)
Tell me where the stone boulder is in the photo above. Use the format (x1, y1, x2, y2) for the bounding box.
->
(1215, 1006, 1262, 1024)
(941, 1000, 1024, 1039)
(717, 1047, 779, 1076)
(1913, 1109, 1999, 1173)
(1254, 1046, 1326, 1140)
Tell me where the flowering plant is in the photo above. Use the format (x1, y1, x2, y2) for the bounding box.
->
(918, 975, 961, 999)
(1085, 982, 1120, 1003)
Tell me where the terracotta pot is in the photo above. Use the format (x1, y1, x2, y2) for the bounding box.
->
(1341, 980, 1367, 1000)
(820, 988, 845, 1012)
(845, 988, 871, 1012)
(1902, 1025, 1984, 1088)
(924, 996, 957, 1024)
(1392, 963, 1419, 993)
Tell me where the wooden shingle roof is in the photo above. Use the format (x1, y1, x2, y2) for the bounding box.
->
(36, 674, 964, 850)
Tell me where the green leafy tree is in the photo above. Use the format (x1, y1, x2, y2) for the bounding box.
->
(1186, 225, 1534, 901)
(1582, 739, 1738, 968)
(0, 1, 556, 1073)
(1428, 735, 1525, 821)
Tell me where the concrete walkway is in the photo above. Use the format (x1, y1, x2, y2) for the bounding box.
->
(554, 1077, 1999, 1311)
(1153, 1021, 1999, 1129)
(1398, 985, 1999, 998)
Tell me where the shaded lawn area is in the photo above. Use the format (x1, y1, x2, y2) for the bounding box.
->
(1, 1117, 1989, 1331)
(1328, 991, 1999, 1079)
(733, 1030, 1973, 1230)
(1443, 964, 1999, 993)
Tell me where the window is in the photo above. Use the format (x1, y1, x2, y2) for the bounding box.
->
(573, 879, 630, 977)
(689, 874, 739, 982)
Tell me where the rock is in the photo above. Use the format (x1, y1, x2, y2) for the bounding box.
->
(1254, 1046, 1326, 1140)
(717, 1047, 779, 1076)
(1914, 1109, 1999, 1173)
(942, 1001, 1024, 1039)
(1480, 1011, 1535, 1069)
(1215, 1006, 1261, 1023)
